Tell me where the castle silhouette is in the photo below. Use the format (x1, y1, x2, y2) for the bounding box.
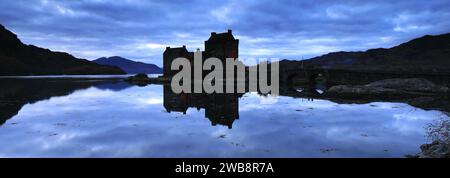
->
(163, 29, 239, 77)
(161, 30, 243, 129)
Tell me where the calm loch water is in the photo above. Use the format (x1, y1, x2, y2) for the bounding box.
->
(0, 78, 447, 157)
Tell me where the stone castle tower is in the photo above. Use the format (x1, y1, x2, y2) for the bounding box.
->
(204, 29, 239, 60)
(163, 30, 239, 77)
(163, 45, 189, 77)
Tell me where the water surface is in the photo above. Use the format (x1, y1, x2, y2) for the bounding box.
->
(0, 78, 447, 157)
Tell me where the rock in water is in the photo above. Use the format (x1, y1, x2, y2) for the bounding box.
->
(125, 73, 151, 86)
(132, 73, 150, 80)
(327, 85, 397, 95)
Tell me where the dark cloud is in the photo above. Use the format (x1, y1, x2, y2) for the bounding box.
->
(1, 0, 450, 66)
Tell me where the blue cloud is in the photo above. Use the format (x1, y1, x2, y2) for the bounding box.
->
(1, 0, 450, 66)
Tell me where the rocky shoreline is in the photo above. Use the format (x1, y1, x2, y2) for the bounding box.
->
(327, 78, 449, 97)
(324, 78, 450, 112)
(415, 141, 450, 158)
(408, 112, 450, 158)
(325, 79, 450, 158)
(125, 73, 170, 86)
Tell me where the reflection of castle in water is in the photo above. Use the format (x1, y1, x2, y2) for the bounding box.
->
(163, 85, 242, 129)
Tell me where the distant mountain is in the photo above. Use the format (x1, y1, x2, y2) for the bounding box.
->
(93, 56, 162, 74)
(0, 24, 125, 76)
(281, 33, 450, 74)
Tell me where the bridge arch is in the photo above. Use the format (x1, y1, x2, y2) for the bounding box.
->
(308, 72, 328, 85)
(284, 70, 328, 86)
(281, 68, 330, 95)
(285, 72, 307, 88)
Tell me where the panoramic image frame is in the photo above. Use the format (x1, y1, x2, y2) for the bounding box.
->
(0, 0, 449, 176)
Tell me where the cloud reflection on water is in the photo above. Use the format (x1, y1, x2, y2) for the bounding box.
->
(0, 83, 447, 157)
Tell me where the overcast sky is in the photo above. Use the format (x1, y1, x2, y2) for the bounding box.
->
(1, 0, 450, 66)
